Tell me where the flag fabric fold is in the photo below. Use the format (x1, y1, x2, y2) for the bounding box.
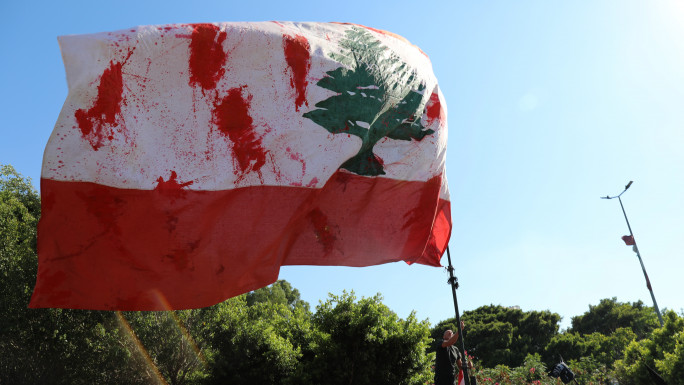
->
(30, 22, 451, 310)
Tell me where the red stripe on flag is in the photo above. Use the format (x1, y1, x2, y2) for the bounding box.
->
(30, 171, 450, 310)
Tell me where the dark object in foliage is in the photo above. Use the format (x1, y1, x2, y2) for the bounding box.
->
(645, 364, 667, 385)
(548, 360, 575, 384)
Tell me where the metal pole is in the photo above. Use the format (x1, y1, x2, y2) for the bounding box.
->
(446, 246, 472, 385)
(617, 196, 664, 327)
(602, 181, 664, 327)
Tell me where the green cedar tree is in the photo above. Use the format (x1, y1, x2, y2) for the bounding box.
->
(303, 27, 434, 176)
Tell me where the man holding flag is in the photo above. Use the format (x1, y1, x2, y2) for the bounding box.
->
(434, 321, 467, 385)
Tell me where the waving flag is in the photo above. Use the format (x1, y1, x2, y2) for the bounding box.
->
(621, 235, 635, 245)
(30, 22, 450, 310)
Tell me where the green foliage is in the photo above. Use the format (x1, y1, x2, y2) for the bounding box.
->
(0, 164, 40, 215)
(566, 356, 613, 385)
(432, 305, 560, 368)
(245, 279, 309, 312)
(303, 27, 434, 176)
(0, 165, 39, 314)
(658, 327, 684, 384)
(570, 297, 659, 339)
(430, 300, 656, 383)
(431, 299, 656, 383)
(204, 296, 308, 385)
(545, 327, 637, 369)
(614, 310, 684, 385)
(205, 288, 434, 385)
(302, 291, 433, 385)
(120, 310, 210, 385)
(475, 354, 616, 385)
(476, 354, 549, 385)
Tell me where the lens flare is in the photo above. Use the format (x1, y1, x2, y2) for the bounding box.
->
(116, 311, 169, 385)
(152, 289, 208, 368)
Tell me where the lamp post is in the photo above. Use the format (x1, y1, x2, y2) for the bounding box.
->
(602, 181, 664, 327)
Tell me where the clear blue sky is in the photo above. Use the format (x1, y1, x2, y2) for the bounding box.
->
(2, 0, 683, 329)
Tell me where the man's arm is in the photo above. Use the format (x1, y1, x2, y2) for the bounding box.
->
(441, 331, 459, 347)
(441, 321, 465, 347)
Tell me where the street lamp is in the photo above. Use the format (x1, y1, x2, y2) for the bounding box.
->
(602, 181, 664, 327)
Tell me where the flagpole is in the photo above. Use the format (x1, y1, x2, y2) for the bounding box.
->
(602, 181, 664, 327)
(446, 246, 472, 385)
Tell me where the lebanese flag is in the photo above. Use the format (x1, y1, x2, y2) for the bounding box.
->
(30, 22, 450, 310)
(458, 370, 465, 385)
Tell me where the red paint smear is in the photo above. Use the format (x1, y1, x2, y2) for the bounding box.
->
(155, 171, 194, 199)
(188, 23, 228, 90)
(286, 147, 307, 176)
(425, 91, 444, 126)
(212, 88, 267, 176)
(74, 60, 125, 150)
(305, 177, 319, 188)
(308, 208, 336, 254)
(283, 34, 311, 111)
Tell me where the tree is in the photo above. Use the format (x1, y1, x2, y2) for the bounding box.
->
(570, 297, 659, 339)
(431, 305, 560, 369)
(303, 27, 435, 176)
(544, 327, 637, 369)
(476, 354, 550, 385)
(0, 165, 134, 384)
(614, 310, 684, 385)
(432, 315, 513, 368)
(245, 279, 309, 312)
(0, 165, 39, 319)
(204, 294, 311, 385)
(658, 324, 684, 384)
(301, 291, 433, 385)
(0, 165, 68, 384)
(120, 310, 210, 385)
